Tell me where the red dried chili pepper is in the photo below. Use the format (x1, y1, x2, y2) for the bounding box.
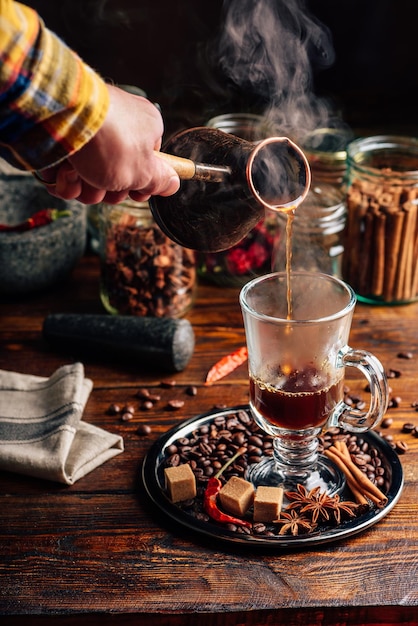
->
(0, 208, 70, 232)
(203, 446, 252, 528)
(205, 346, 248, 385)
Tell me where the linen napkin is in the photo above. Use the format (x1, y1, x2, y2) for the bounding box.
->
(0, 362, 123, 484)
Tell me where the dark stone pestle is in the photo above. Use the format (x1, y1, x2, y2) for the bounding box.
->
(43, 314, 195, 372)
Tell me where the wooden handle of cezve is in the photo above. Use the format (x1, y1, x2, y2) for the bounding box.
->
(154, 150, 196, 179)
(154, 150, 230, 183)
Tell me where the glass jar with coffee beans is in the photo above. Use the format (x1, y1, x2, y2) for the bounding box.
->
(98, 200, 196, 318)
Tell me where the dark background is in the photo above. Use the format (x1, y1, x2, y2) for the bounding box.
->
(25, 0, 418, 138)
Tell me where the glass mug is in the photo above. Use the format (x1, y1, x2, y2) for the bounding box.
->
(239, 271, 389, 493)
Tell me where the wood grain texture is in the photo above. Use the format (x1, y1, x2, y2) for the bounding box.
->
(0, 253, 417, 625)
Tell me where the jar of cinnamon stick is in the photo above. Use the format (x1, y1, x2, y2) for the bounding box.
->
(342, 135, 418, 304)
(98, 200, 196, 318)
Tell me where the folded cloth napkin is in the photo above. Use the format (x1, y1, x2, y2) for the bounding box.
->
(0, 362, 123, 484)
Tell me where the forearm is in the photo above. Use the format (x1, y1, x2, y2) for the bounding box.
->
(0, 0, 109, 171)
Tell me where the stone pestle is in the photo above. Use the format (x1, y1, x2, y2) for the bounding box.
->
(43, 314, 195, 372)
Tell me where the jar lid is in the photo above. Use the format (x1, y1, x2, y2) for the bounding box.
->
(206, 113, 278, 141)
(302, 127, 353, 165)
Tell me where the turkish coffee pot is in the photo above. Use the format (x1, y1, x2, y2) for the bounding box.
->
(150, 127, 311, 252)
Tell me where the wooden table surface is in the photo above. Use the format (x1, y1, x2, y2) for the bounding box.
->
(0, 251, 417, 626)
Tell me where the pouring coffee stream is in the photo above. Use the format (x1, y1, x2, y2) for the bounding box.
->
(150, 127, 311, 252)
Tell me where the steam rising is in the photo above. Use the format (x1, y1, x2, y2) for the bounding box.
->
(211, 0, 339, 140)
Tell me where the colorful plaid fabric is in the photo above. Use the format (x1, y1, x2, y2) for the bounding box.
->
(0, 0, 109, 170)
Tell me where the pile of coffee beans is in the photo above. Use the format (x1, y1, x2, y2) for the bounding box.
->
(101, 221, 196, 317)
(161, 408, 393, 538)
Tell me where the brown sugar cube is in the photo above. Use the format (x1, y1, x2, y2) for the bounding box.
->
(253, 486, 284, 522)
(164, 464, 197, 503)
(218, 476, 255, 517)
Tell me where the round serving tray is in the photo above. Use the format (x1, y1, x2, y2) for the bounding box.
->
(141, 405, 404, 548)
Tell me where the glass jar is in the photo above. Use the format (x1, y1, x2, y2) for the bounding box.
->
(272, 185, 346, 278)
(342, 135, 418, 304)
(98, 200, 196, 317)
(301, 127, 352, 188)
(197, 113, 278, 287)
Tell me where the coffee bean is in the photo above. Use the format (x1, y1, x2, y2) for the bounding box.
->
(142, 400, 154, 410)
(397, 351, 413, 359)
(225, 523, 238, 532)
(147, 394, 161, 402)
(161, 379, 176, 388)
(237, 410, 251, 425)
(248, 456, 262, 464)
(402, 422, 415, 433)
(107, 403, 121, 415)
(167, 399, 185, 410)
(186, 386, 197, 396)
(395, 441, 408, 454)
(248, 435, 263, 447)
(136, 388, 150, 399)
(380, 417, 393, 428)
(232, 432, 246, 446)
(353, 454, 367, 467)
(387, 369, 401, 379)
(121, 412, 133, 422)
(247, 445, 262, 457)
(122, 404, 135, 415)
(388, 396, 401, 408)
(199, 442, 213, 456)
(382, 434, 394, 442)
(137, 423, 152, 436)
(253, 523, 267, 534)
(166, 453, 180, 466)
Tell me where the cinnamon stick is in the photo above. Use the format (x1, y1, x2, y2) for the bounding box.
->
(371, 211, 386, 296)
(383, 208, 404, 302)
(324, 443, 388, 508)
(343, 191, 369, 291)
(395, 202, 417, 301)
(410, 203, 418, 297)
(358, 211, 373, 294)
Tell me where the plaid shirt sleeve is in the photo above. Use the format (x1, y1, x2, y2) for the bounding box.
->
(0, 0, 110, 171)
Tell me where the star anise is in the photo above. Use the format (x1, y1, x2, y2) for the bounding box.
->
(285, 484, 359, 525)
(274, 509, 316, 536)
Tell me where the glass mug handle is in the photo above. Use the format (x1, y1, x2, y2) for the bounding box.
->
(330, 347, 389, 433)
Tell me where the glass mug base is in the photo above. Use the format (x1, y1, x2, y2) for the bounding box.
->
(245, 453, 346, 496)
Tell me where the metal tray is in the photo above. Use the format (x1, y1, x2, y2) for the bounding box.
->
(141, 405, 404, 548)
